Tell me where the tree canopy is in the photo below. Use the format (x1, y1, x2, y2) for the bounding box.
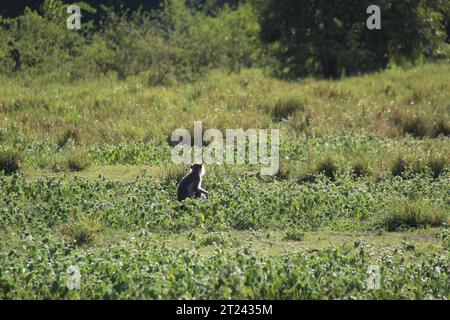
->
(260, 0, 448, 78)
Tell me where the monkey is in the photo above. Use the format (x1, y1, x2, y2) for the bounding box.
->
(177, 163, 209, 202)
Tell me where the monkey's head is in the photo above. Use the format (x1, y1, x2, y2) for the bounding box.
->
(191, 163, 205, 177)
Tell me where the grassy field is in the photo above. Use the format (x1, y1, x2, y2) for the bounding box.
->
(0, 63, 449, 299)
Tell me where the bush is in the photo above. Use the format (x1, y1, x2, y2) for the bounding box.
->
(283, 228, 305, 241)
(271, 97, 305, 121)
(60, 211, 100, 245)
(98, 6, 199, 84)
(57, 127, 81, 148)
(275, 159, 290, 180)
(390, 156, 408, 177)
(0, 148, 21, 174)
(315, 156, 338, 180)
(402, 116, 428, 138)
(297, 174, 316, 184)
(98, 9, 155, 80)
(0, 1, 261, 82)
(214, 3, 261, 73)
(153, 163, 186, 186)
(0, 21, 14, 75)
(352, 161, 371, 178)
(390, 155, 447, 178)
(173, 2, 261, 75)
(4, 8, 86, 75)
(376, 200, 448, 231)
(431, 119, 450, 137)
(427, 156, 448, 178)
(51, 151, 91, 172)
(70, 35, 115, 79)
(67, 151, 91, 172)
(260, 0, 447, 78)
(199, 232, 229, 246)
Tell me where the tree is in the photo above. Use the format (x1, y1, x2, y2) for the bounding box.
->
(260, 0, 448, 79)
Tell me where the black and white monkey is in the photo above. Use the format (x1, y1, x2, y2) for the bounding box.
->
(177, 164, 209, 202)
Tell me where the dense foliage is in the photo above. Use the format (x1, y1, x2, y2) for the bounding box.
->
(260, 0, 449, 78)
(0, 0, 261, 82)
(1, 238, 448, 299)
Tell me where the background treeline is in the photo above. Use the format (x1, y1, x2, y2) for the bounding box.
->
(0, 0, 449, 83)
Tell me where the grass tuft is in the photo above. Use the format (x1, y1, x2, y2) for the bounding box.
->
(426, 156, 447, 178)
(402, 116, 428, 138)
(283, 228, 305, 241)
(57, 127, 81, 148)
(390, 156, 408, 177)
(60, 212, 100, 245)
(315, 156, 338, 180)
(352, 161, 371, 178)
(0, 148, 22, 175)
(153, 163, 187, 186)
(431, 119, 450, 138)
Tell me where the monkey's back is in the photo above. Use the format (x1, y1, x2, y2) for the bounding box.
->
(177, 173, 200, 202)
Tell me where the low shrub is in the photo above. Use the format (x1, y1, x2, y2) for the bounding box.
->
(271, 97, 305, 121)
(376, 200, 448, 231)
(283, 228, 305, 241)
(390, 156, 408, 177)
(315, 156, 338, 180)
(57, 127, 81, 148)
(60, 211, 100, 245)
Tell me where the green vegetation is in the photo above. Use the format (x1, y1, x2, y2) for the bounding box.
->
(0, 0, 448, 300)
(0, 148, 22, 175)
(283, 229, 305, 242)
(0, 0, 263, 83)
(260, 0, 449, 78)
(1, 0, 448, 82)
(1, 63, 448, 177)
(375, 201, 448, 232)
(60, 211, 101, 245)
(1, 235, 448, 299)
(0, 63, 449, 299)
